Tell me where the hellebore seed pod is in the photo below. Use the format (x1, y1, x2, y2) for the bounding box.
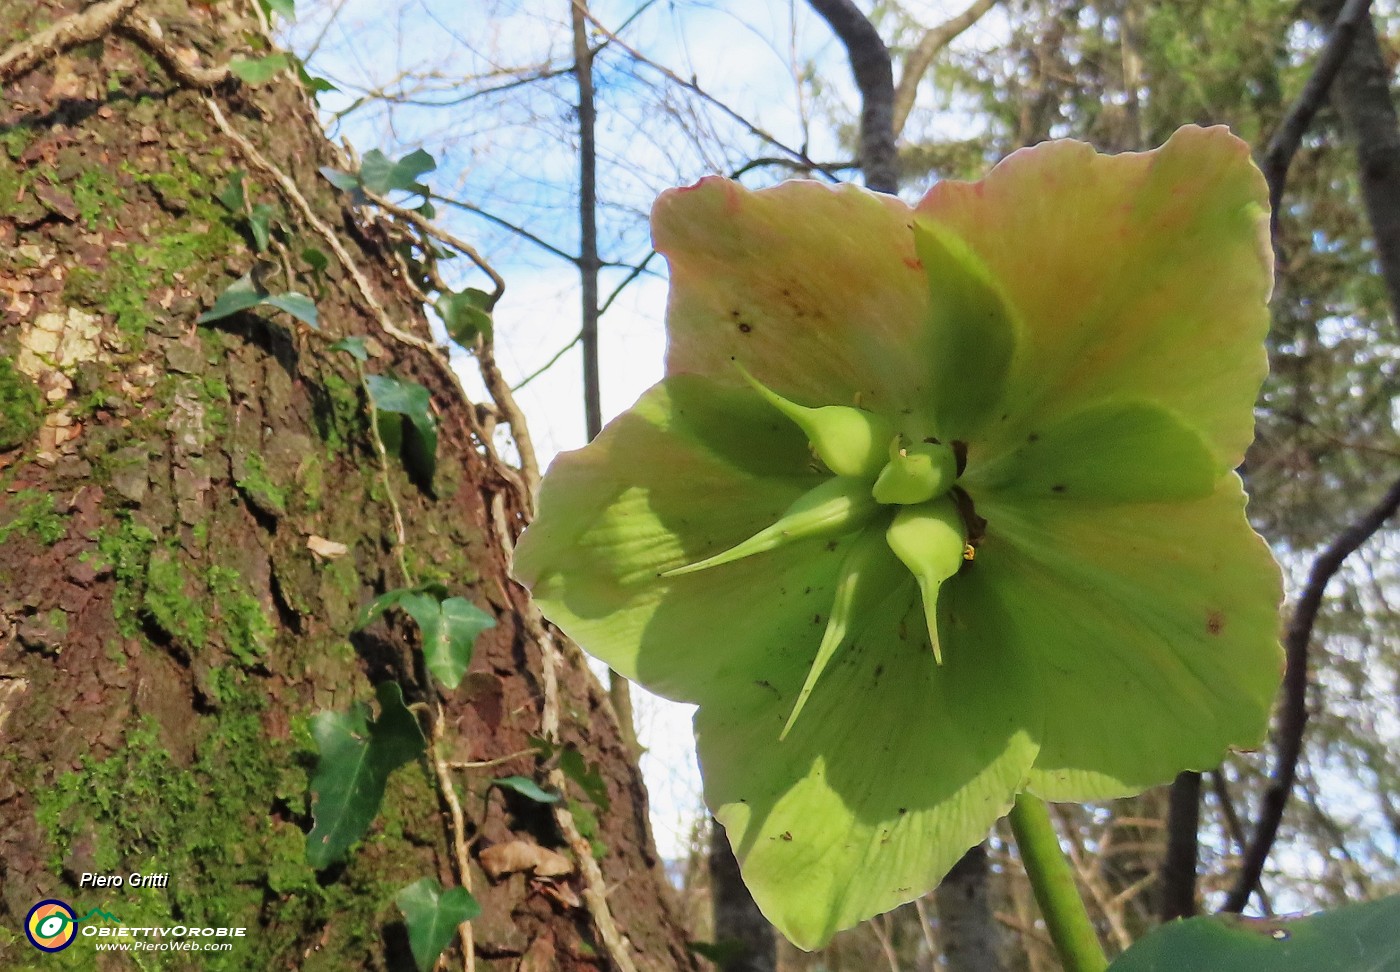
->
(738, 365, 894, 479)
(885, 497, 967, 664)
(661, 476, 879, 578)
(872, 438, 959, 506)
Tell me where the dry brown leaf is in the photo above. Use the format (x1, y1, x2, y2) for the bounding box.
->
(306, 535, 349, 559)
(479, 840, 573, 880)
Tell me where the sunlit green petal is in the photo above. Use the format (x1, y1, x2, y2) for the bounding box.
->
(653, 178, 932, 425)
(781, 522, 907, 739)
(955, 474, 1282, 798)
(514, 376, 844, 702)
(963, 399, 1217, 503)
(917, 125, 1271, 470)
(700, 585, 1039, 949)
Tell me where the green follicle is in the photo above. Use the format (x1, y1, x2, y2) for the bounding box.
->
(781, 523, 908, 740)
(737, 364, 893, 478)
(661, 476, 879, 578)
(872, 438, 958, 505)
(885, 497, 966, 664)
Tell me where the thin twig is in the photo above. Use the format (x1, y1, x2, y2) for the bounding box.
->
(434, 194, 579, 266)
(0, 0, 141, 82)
(361, 189, 506, 305)
(573, 1, 839, 180)
(512, 331, 583, 393)
(431, 706, 476, 972)
(1224, 472, 1400, 912)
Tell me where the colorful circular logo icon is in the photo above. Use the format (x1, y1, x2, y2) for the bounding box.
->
(25, 899, 78, 952)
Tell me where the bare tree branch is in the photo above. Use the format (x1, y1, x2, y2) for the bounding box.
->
(1224, 473, 1400, 912)
(1259, 0, 1373, 235)
(892, 0, 1000, 136)
(1159, 771, 1201, 920)
(805, 0, 898, 192)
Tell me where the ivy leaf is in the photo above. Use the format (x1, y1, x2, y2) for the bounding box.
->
(295, 60, 337, 94)
(248, 202, 279, 252)
(330, 336, 368, 361)
(354, 586, 494, 690)
(259, 0, 296, 20)
(428, 598, 496, 689)
(359, 148, 436, 197)
(320, 166, 362, 196)
(364, 374, 438, 486)
(530, 737, 610, 811)
(229, 53, 293, 86)
(264, 293, 318, 328)
(436, 288, 493, 345)
(491, 775, 560, 804)
(198, 272, 318, 328)
(302, 246, 329, 275)
(306, 682, 425, 868)
(395, 877, 480, 972)
(355, 582, 447, 630)
(216, 171, 246, 212)
(1107, 896, 1400, 971)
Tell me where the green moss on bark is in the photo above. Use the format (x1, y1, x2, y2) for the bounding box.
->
(0, 357, 43, 450)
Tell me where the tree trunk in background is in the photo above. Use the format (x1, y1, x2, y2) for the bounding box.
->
(1318, 0, 1400, 324)
(708, 819, 776, 972)
(0, 2, 695, 969)
(936, 845, 1004, 972)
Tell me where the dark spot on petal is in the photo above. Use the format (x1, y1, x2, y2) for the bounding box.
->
(780, 831, 793, 841)
(1028, 432, 1040, 443)
(1207, 610, 1226, 635)
(873, 664, 884, 679)
(738, 322, 752, 333)
(1051, 484, 1066, 493)
(803, 586, 812, 595)
(730, 309, 741, 317)
(898, 807, 908, 815)
(812, 614, 822, 625)
(825, 540, 839, 551)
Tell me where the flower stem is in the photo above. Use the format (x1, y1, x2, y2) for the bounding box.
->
(1008, 792, 1109, 972)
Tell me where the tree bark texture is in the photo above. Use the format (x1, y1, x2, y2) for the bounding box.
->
(0, 2, 695, 969)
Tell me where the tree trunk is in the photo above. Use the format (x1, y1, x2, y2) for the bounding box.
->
(0, 2, 696, 969)
(707, 819, 776, 972)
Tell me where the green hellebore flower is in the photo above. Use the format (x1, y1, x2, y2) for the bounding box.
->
(513, 125, 1284, 949)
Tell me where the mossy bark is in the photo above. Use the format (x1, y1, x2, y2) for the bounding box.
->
(0, 2, 694, 969)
